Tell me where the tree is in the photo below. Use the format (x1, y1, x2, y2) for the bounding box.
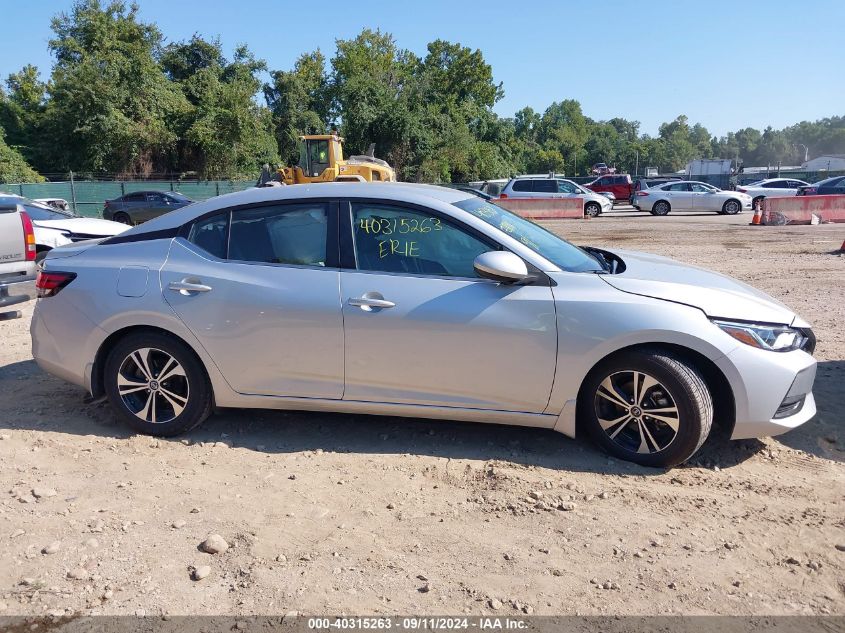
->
(264, 50, 330, 165)
(0, 126, 44, 183)
(43, 0, 188, 175)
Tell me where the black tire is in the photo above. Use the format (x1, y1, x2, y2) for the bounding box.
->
(104, 331, 212, 436)
(722, 199, 741, 215)
(580, 348, 713, 468)
(651, 200, 671, 216)
(585, 202, 602, 217)
(113, 212, 133, 225)
(35, 250, 48, 267)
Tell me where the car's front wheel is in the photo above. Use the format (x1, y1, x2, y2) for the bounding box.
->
(104, 332, 212, 436)
(722, 199, 741, 215)
(580, 349, 713, 467)
(585, 202, 602, 217)
(651, 200, 671, 216)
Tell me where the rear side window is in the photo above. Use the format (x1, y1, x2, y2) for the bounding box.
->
(667, 183, 690, 191)
(352, 203, 491, 278)
(511, 180, 532, 192)
(124, 193, 146, 202)
(229, 203, 328, 266)
(532, 180, 557, 193)
(188, 213, 229, 259)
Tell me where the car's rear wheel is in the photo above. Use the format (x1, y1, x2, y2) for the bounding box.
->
(585, 202, 602, 217)
(104, 332, 212, 436)
(113, 212, 133, 225)
(722, 199, 741, 215)
(651, 200, 671, 216)
(581, 348, 713, 468)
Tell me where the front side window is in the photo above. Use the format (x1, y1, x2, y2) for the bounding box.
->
(455, 197, 603, 273)
(557, 180, 577, 194)
(352, 204, 491, 278)
(690, 183, 710, 192)
(229, 204, 328, 266)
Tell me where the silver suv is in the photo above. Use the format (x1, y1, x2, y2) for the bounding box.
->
(499, 177, 612, 217)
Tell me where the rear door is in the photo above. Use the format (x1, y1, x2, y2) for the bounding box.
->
(161, 200, 344, 398)
(339, 200, 557, 413)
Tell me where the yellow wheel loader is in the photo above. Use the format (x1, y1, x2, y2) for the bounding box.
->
(258, 134, 396, 187)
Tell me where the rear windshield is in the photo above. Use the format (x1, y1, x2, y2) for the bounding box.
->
(453, 197, 603, 273)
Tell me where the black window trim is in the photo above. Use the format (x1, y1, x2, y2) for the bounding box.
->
(339, 197, 550, 285)
(178, 198, 340, 270)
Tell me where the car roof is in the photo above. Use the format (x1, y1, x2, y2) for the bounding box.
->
(119, 182, 476, 235)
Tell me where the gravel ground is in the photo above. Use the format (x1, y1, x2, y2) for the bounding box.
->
(0, 208, 843, 617)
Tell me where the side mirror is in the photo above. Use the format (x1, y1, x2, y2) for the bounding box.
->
(474, 251, 531, 284)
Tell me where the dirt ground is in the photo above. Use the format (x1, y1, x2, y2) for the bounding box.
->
(0, 208, 843, 618)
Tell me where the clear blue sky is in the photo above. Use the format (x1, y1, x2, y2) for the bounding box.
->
(2, 0, 843, 137)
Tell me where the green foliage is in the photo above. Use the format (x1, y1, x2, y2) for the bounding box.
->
(5, 6, 845, 181)
(0, 126, 45, 183)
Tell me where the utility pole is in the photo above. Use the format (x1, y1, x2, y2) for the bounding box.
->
(634, 150, 639, 177)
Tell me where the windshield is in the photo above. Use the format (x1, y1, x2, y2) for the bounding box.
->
(454, 197, 603, 273)
(0, 196, 76, 220)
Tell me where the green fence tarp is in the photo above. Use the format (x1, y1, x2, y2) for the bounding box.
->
(1, 180, 257, 217)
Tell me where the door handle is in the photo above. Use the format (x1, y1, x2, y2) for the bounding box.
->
(168, 279, 212, 295)
(348, 293, 395, 310)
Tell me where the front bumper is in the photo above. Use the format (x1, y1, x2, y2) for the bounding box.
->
(0, 274, 36, 311)
(715, 344, 817, 440)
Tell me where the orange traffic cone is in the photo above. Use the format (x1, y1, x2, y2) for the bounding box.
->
(749, 201, 763, 226)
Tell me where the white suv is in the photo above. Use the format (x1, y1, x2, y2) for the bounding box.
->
(499, 177, 612, 217)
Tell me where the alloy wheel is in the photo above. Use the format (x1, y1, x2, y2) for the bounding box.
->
(116, 347, 190, 424)
(593, 370, 680, 454)
(724, 200, 740, 214)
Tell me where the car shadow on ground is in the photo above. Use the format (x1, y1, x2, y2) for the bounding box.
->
(3, 358, 840, 472)
(774, 359, 844, 463)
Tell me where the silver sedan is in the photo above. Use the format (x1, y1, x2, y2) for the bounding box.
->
(633, 181, 753, 215)
(31, 183, 816, 467)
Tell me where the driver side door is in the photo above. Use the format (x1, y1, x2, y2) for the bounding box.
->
(339, 201, 558, 413)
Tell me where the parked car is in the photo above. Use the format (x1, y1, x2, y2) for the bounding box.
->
(586, 174, 632, 204)
(439, 184, 493, 200)
(0, 200, 37, 318)
(0, 195, 130, 264)
(103, 191, 194, 225)
(796, 175, 845, 196)
(591, 163, 616, 175)
(498, 177, 612, 217)
(633, 181, 752, 215)
(32, 183, 817, 468)
(736, 178, 809, 208)
(629, 177, 683, 205)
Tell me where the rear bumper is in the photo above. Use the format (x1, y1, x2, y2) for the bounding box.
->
(0, 274, 36, 310)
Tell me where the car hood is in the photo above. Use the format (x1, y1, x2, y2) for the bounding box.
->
(33, 217, 129, 236)
(600, 249, 797, 325)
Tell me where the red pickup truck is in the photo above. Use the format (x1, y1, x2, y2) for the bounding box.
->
(585, 174, 633, 203)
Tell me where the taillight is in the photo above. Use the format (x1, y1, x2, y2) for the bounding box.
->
(499, 193, 508, 199)
(636, 191, 649, 196)
(35, 271, 77, 298)
(737, 187, 747, 193)
(19, 211, 36, 261)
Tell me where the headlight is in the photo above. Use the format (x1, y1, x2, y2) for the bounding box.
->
(712, 319, 806, 352)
